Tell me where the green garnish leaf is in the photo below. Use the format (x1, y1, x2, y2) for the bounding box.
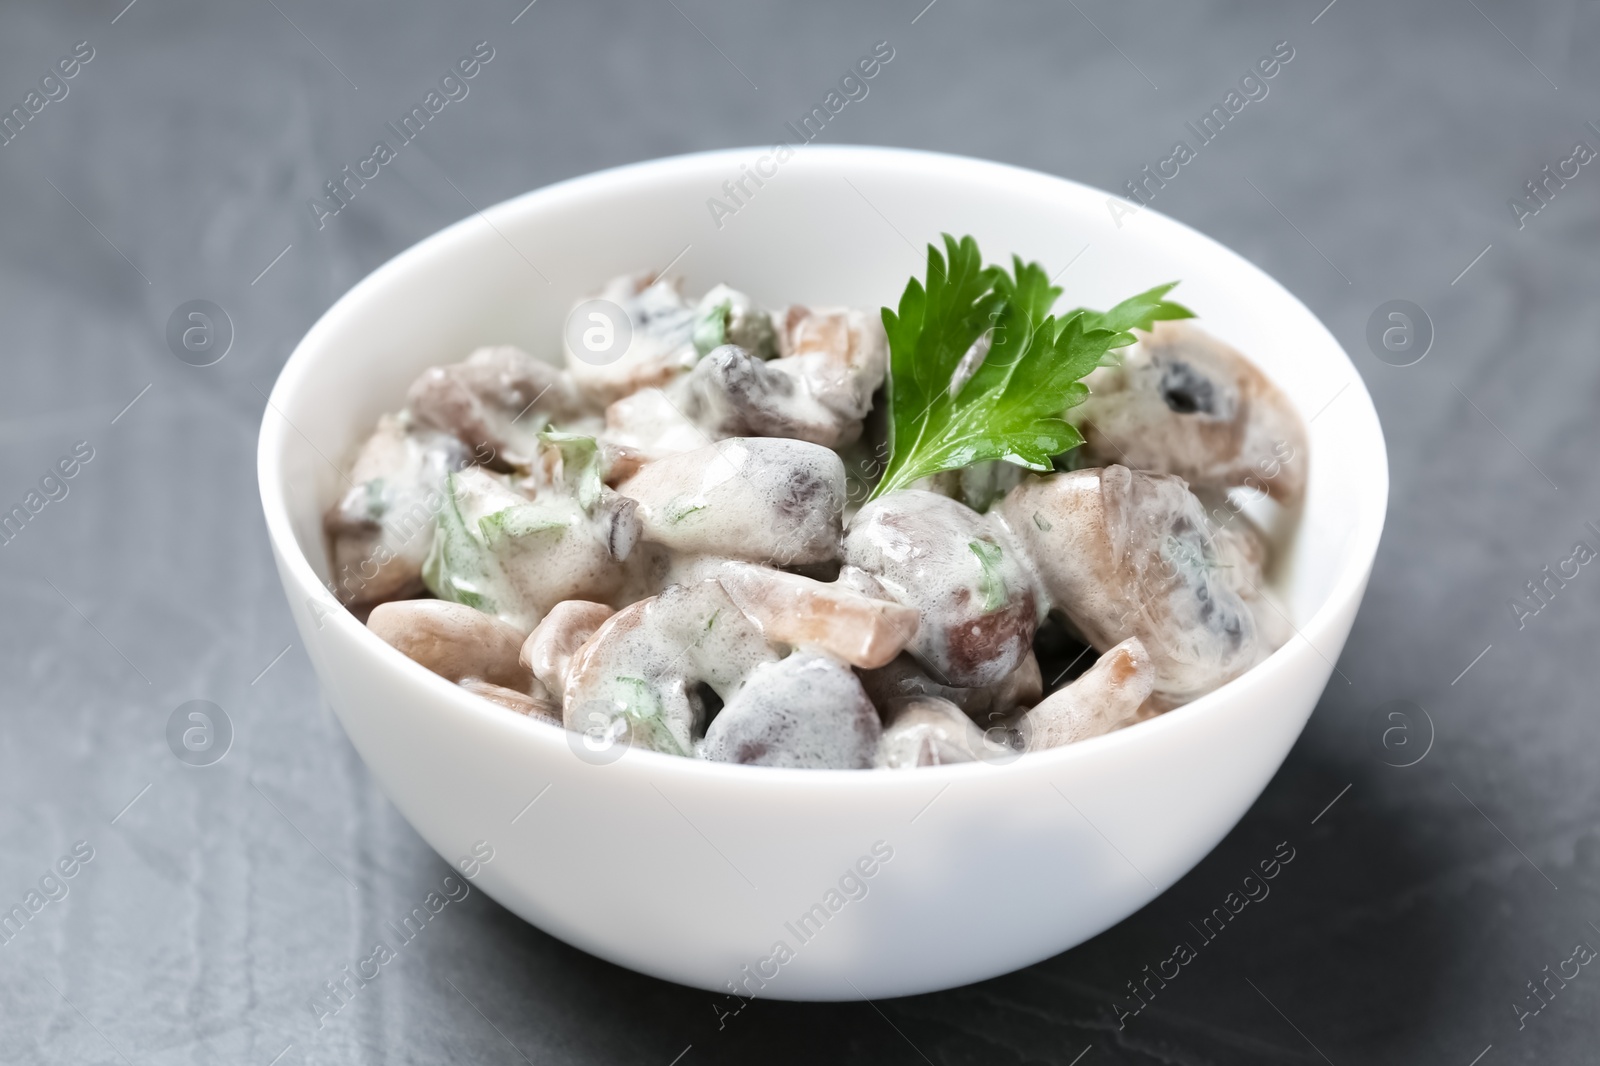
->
(872, 234, 1193, 498)
(1065, 281, 1194, 366)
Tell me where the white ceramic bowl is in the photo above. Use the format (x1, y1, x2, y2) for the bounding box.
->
(258, 146, 1386, 1001)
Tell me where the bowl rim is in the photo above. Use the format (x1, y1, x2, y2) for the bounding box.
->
(257, 143, 1389, 789)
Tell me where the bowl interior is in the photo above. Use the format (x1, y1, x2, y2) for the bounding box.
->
(265, 146, 1383, 645)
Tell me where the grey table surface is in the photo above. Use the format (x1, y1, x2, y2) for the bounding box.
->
(2, 0, 1597, 1063)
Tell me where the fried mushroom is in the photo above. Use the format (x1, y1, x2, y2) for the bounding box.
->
(520, 600, 615, 703)
(712, 560, 919, 669)
(702, 652, 881, 769)
(406, 345, 587, 470)
(458, 679, 562, 724)
(1023, 637, 1154, 750)
(843, 490, 1041, 687)
(423, 453, 642, 630)
(996, 466, 1259, 703)
(325, 415, 469, 607)
(1069, 321, 1307, 503)
(858, 651, 1042, 725)
(367, 599, 534, 692)
(618, 437, 846, 566)
(562, 580, 780, 756)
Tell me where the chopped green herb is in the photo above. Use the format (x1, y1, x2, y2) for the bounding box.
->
(614, 675, 658, 713)
(609, 676, 688, 756)
(538, 429, 603, 509)
(872, 234, 1192, 498)
(969, 539, 1008, 613)
(479, 506, 568, 542)
(665, 499, 708, 524)
(693, 297, 731, 356)
(421, 472, 491, 611)
(364, 478, 388, 519)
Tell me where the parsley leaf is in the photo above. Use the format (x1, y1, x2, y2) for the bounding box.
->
(872, 235, 1192, 498)
(1065, 281, 1194, 351)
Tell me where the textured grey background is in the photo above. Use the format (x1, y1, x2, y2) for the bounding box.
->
(1, 0, 1597, 1063)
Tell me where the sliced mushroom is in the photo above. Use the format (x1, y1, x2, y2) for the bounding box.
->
(422, 458, 642, 630)
(1024, 638, 1154, 750)
(996, 466, 1259, 703)
(618, 437, 846, 566)
(562, 580, 780, 756)
(520, 600, 615, 702)
(406, 346, 587, 470)
(713, 560, 919, 669)
(367, 599, 533, 692)
(702, 652, 881, 769)
(325, 415, 471, 606)
(678, 345, 850, 446)
(671, 306, 888, 450)
(876, 697, 987, 769)
(843, 490, 1041, 687)
(1070, 321, 1307, 503)
(595, 300, 885, 462)
(775, 305, 888, 429)
(459, 678, 562, 724)
(565, 274, 698, 404)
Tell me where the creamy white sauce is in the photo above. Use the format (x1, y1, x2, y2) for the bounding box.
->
(336, 275, 1305, 768)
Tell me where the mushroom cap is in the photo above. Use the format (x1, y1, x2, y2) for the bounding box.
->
(997, 466, 1258, 702)
(858, 651, 1041, 725)
(406, 345, 587, 469)
(713, 560, 919, 669)
(562, 580, 779, 757)
(325, 415, 467, 607)
(619, 437, 847, 566)
(775, 305, 888, 423)
(520, 600, 615, 702)
(702, 653, 881, 769)
(844, 490, 1040, 688)
(681, 345, 851, 447)
(367, 599, 533, 692)
(1071, 321, 1307, 503)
